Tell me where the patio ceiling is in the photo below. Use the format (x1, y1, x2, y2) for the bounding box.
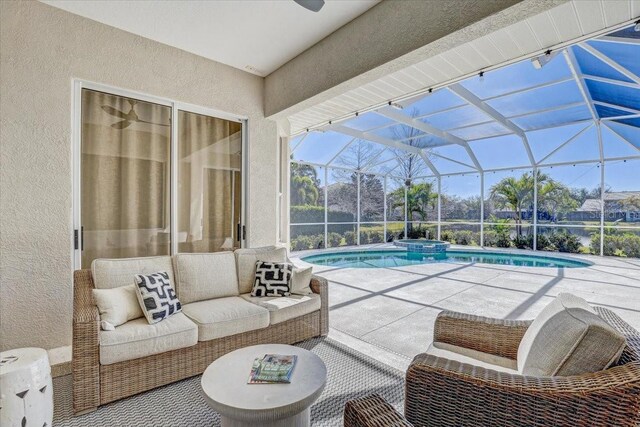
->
(290, 24, 640, 179)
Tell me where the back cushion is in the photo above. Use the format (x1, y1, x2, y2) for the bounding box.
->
(234, 246, 287, 294)
(173, 252, 239, 304)
(518, 293, 625, 376)
(91, 256, 175, 290)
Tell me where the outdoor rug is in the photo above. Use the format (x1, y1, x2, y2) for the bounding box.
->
(53, 337, 405, 426)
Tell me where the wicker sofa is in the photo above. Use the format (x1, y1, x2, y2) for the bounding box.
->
(72, 248, 328, 414)
(344, 305, 640, 427)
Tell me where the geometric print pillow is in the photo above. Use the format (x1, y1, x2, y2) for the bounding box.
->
(133, 271, 182, 324)
(251, 261, 293, 297)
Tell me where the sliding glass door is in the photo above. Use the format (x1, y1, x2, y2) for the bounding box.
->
(177, 110, 243, 253)
(77, 86, 245, 268)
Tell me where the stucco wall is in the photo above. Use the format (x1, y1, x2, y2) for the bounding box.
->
(0, 1, 278, 351)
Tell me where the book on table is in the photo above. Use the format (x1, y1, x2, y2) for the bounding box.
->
(248, 354, 298, 384)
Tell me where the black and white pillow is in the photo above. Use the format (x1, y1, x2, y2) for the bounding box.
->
(134, 271, 181, 324)
(251, 261, 293, 297)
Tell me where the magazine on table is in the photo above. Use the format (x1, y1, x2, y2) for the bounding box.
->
(248, 354, 298, 384)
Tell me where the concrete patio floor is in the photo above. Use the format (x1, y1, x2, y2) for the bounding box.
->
(291, 244, 640, 371)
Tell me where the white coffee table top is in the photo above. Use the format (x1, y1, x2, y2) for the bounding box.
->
(201, 344, 327, 422)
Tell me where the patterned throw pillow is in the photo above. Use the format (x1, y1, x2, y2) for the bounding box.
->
(251, 261, 293, 297)
(134, 271, 182, 324)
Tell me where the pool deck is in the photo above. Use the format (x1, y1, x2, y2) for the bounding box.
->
(291, 244, 640, 371)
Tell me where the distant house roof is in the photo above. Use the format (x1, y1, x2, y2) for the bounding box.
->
(579, 191, 640, 211)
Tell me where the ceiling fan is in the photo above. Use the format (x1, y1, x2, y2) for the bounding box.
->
(294, 0, 325, 12)
(101, 99, 169, 129)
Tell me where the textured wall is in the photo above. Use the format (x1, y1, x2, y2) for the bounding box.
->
(0, 1, 278, 351)
(264, 0, 567, 119)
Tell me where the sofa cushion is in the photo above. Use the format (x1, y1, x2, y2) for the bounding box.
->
(181, 297, 270, 341)
(240, 293, 321, 325)
(251, 261, 293, 297)
(173, 252, 239, 304)
(517, 293, 626, 376)
(290, 267, 313, 295)
(134, 271, 182, 324)
(91, 256, 175, 290)
(93, 284, 143, 328)
(426, 342, 518, 374)
(234, 246, 287, 294)
(99, 312, 197, 365)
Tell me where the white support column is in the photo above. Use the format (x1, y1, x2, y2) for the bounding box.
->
(533, 167, 538, 251)
(383, 175, 388, 242)
(357, 171, 361, 245)
(597, 124, 605, 257)
(324, 167, 328, 249)
(404, 185, 408, 239)
(480, 172, 484, 247)
(437, 176, 442, 240)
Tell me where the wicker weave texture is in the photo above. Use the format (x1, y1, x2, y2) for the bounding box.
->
(72, 269, 329, 414)
(345, 307, 640, 427)
(344, 394, 412, 427)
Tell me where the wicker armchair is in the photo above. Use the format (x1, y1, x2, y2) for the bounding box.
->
(344, 307, 640, 427)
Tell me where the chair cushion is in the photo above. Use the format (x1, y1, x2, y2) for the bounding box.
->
(173, 252, 239, 304)
(517, 293, 626, 376)
(181, 297, 270, 341)
(234, 246, 287, 294)
(99, 312, 197, 365)
(426, 343, 518, 374)
(91, 256, 175, 290)
(240, 293, 321, 325)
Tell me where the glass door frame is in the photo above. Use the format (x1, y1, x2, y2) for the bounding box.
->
(72, 80, 248, 269)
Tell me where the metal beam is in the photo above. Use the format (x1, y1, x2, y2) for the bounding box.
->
(578, 43, 640, 85)
(449, 84, 535, 166)
(328, 124, 421, 154)
(419, 152, 440, 178)
(377, 106, 482, 171)
(583, 74, 640, 90)
(602, 122, 640, 153)
(563, 49, 598, 121)
(595, 35, 640, 46)
(593, 101, 640, 115)
(537, 123, 594, 165)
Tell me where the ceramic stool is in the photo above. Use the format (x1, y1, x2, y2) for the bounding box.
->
(0, 348, 53, 427)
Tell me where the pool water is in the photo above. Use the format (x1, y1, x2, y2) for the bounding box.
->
(301, 249, 591, 268)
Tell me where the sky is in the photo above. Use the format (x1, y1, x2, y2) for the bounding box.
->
(290, 28, 639, 199)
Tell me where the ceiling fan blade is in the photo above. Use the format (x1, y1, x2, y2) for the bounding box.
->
(137, 119, 170, 127)
(101, 105, 128, 119)
(111, 120, 131, 129)
(294, 0, 324, 12)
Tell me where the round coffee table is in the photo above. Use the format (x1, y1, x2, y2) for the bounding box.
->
(201, 344, 326, 427)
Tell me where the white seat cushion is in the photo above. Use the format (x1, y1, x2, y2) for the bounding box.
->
(234, 246, 287, 294)
(427, 342, 518, 374)
(99, 312, 197, 365)
(240, 293, 321, 325)
(92, 256, 175, 290)
(182, 297, 270, 341)
(517, 293, 625, 376)
(173, 252, 239, 304)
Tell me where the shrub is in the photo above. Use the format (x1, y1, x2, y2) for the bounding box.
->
(328, 232, 342, 248)
(344, 231, 356, 246)
(359, 231, 370, 245)
(407, 225, 426, 239)
(453, 230, 477, 246)
(512, 234, 532, 249)
(290, 206, 354, 224)
(440, 230, 454, 243)
(535, 233, 554, 251)
(369, 230, 384, 243)
(548, 230, 581, 253)
(592, 230, 640, 258)
(292, 236, 311, 251)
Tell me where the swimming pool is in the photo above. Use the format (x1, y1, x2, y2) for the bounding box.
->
(301, 249, 591, 268)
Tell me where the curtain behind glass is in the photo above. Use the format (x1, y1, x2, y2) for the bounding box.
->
(81, 89, 171, 267)
(178, 111, 242, 253)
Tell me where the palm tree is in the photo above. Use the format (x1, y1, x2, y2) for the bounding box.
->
(391, 181, 437, 222)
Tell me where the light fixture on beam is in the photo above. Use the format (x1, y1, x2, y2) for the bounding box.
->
(531, 49, 558, 69)
(635, 20, 640, 32)
(388, 101, 404, 110)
